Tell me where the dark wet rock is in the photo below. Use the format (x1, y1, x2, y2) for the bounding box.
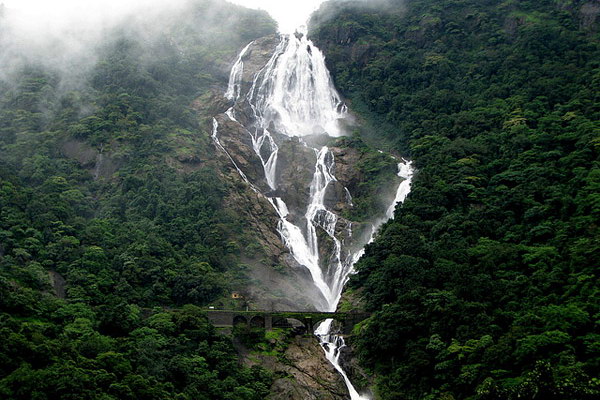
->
(191, 89, 231, 119)
(61, 140, 119, 180)
(213, 114, 268, 188)
(338, 342, 374, 398)
(48, 271, 66, 299)
(274, 138, 317, 218)
(330, 146, 362, 195)
(580, 2, 600, 30)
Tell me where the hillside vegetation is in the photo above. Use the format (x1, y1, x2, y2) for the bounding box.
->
(0, 1, 277, 398)
(311, 0, 600, 399)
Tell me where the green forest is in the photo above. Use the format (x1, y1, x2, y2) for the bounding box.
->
(0, 1, 278, 398)
(1, 0, 599, 398)
(311, 0, 599, 399)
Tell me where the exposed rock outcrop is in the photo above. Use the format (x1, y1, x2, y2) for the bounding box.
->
(214, 114, 267, 186)
(335, 289, 374, 396)
(48, 270, 66, 299)
(273, 138, 316, 221)
(61, 140, 119, 180)
(580, 2, 600, 30)
(338, 342, 374, 398)
(240, 336, 349, 400)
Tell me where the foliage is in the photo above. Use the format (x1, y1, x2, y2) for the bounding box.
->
(334, 133, 400, 221)
(0, 1, 277, 398)
(233, 324, 267, 347)
(312, 0, 600, 399)
(0, 299, 272, 400)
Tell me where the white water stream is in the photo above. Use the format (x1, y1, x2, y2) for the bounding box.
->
(215, 30, 414, 400)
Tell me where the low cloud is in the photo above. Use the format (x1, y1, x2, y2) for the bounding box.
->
(0, 0, 191, 84)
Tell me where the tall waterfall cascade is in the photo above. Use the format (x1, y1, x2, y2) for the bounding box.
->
(213, 29, 414, 400)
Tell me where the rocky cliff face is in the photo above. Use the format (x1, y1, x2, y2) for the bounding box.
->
(580, 1, 600, 30)
(209, 114, 327, 310)
(239, 336, 349, 400)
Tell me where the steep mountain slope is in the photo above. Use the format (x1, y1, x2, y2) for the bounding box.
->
(0, 1, 280, 398)
(0, 0, 401, 397)
(310, 0, 600, 399)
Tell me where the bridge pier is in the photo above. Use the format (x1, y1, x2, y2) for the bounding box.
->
(303, 317, 314, 333)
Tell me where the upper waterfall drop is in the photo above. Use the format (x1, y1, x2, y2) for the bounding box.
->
(245, 28, 348, 138)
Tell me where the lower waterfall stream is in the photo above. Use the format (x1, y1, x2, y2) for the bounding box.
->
(214, 29, 414, 399)
(314, 159, 413, 400)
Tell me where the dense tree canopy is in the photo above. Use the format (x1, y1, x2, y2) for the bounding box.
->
(0, 1, 276, 398)
(311, 0, 599, 399)
(2, 0, 599, 397)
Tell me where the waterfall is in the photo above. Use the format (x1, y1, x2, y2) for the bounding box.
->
(315, 320, 369, 400)
(386, 160, 414, 219)
(215, 31, 414, 400)
(248, 29, 347, 138)
(225, 41, 254, 102)
(314, 158, 412, 400)
(211, 118, 256, 191)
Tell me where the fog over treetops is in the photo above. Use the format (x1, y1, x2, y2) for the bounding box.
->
(0, 0, 277, 86)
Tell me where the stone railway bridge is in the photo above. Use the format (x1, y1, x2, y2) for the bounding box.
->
(206, 310, 370, 335)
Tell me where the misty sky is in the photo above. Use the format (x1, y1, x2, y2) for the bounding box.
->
(228, 0, 326, 32)
(2, 0, 328, 33)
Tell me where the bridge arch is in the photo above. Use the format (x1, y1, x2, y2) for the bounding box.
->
(250, 315, 265, 328)
(272, 316, 292, 329)
(272, 317, 307, 332)
(233, 315, 248, 326)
